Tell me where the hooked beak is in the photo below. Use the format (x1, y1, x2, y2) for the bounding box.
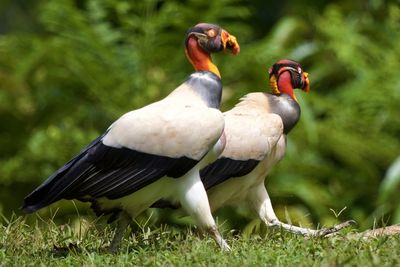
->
(302, 72, 310, 92)
(221, 30, 240, 55)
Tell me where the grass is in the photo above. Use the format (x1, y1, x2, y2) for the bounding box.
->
(1, 215, 400, 266)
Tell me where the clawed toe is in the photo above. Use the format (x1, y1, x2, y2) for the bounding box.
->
(314, 220, 356, 237)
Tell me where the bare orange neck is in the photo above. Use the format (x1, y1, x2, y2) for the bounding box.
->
(185, 36, 221, 78)
(277, 71, 297, 101)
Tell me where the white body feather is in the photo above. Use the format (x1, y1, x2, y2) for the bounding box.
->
(103, 82, 224, 160)
(205, 92, 288, 214)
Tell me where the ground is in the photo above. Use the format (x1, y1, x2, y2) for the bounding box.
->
(1, 215, 399, 266)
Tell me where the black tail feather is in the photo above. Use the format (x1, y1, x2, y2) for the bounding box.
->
(21, 133, 199, 213)
(21, 135, 104, 213)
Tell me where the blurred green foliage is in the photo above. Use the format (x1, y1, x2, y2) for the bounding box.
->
(0, 0, 399, 231)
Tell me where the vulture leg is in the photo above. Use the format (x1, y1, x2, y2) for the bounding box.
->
(179, 168, 230, 251)
(108, 211, 131, 253)
(206, 225, 230, 251)
(247, 184, 353, 237)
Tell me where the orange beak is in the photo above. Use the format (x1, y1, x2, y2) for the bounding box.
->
(221, 30, 240, 55)
(302, 72, 310, 92)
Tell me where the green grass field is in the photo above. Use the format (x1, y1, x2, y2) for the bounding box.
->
(1, 215, 399, 266)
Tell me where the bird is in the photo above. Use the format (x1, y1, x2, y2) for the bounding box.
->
(199, 59, 354, 236)
(22, 23, 240, 252)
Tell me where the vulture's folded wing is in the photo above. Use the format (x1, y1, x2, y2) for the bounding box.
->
(201, 111, 283, 190)
(23, 99, 223, 213)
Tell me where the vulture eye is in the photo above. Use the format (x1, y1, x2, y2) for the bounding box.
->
(207, 29, 217, 38)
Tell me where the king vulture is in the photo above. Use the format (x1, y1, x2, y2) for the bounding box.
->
(22, 23, 240, 252)
(200, 59, 354, 236)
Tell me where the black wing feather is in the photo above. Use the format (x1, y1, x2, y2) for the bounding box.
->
(22, 136, 198, 213)
(200, 157, 260, 190)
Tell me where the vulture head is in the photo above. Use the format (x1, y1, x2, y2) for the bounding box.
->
(185, 23, 240, 55)
(268, 59, 310, 100)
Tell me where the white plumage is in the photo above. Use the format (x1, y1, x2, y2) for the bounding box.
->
(103, 81, 224, 160)
(218, 93, 284, 161)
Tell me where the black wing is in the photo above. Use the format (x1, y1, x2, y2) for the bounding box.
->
(22, 136, 198, 213)
(200, 157, 259, 190)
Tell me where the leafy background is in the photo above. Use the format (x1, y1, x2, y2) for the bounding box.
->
(0, 0, 399, 233)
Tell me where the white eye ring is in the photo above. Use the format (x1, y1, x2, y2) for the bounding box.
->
(207, 29, 217, 38)
(297, 66, 302, 74)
